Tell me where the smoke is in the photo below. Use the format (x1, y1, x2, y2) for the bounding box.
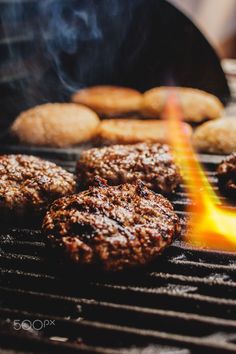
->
(37, 0, 141, 94)
(0, 0, 142, 124)
(38, 0, 104, 92)
(0, 1, 53, 109)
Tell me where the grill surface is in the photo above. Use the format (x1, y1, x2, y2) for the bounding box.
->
(0, 146, 236, 354)
(0, 0, 234, 351)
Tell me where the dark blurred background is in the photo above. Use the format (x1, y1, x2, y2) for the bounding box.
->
(0, 0, 229, 132)
(170, 0, 236, 59)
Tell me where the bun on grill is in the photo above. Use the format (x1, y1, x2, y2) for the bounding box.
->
(143, 87, 223, 122)
(97, 118, 192, 145)
(11, 103, 100, 147)
(193, 117, 236, 154)
(72, 85, 143, 116)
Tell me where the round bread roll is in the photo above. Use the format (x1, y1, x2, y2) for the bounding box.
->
(98, 118, 192, 145)
(193, 117, 236, 154)
(143, 87, 223, 122)
(71, 85, 143, 115)
(11, 103, 100, 147)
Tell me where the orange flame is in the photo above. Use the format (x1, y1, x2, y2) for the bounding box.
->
(164, 89, 236, 252)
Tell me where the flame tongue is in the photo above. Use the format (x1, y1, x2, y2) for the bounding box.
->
(164, 90, 236, 252)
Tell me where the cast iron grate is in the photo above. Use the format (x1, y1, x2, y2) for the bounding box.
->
(0, 148, 236, 354)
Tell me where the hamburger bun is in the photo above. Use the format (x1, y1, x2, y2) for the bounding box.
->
(11, 103, 100, 147)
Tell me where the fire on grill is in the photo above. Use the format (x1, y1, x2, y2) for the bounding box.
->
(0, 0, 236, 353)
(164, 90, 236, 251)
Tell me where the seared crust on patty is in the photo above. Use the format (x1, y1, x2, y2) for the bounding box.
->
(11, 103, 100, 147)
(77, 143, 181, 194)
(71, 86, 143, 115)
(42, 182, 180, 271)
(0, 154, 76, 224)
(217, 153, 236, 198)
(143, 87, 223, 122)
(98, 118, 192, 145)
(193, 117, 236, 154)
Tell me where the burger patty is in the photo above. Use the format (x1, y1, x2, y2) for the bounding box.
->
(217, 153, 236, 198)
(77, 143, 181, 194)
(43, 182, 180, 271)
(0, 154, 76, 224)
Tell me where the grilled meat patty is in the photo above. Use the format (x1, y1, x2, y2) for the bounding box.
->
(77, 143, 181, 194)
(43, 182, 180, 271)
(217, 153, 236, 198)
(0, 154, 76, 224)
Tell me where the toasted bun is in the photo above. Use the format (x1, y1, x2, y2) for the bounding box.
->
(193, 117, 236, 154)
(11, 103, 100, 147)
(98, 118, 192, 145)
(72, 85, 143, 115)
(143, 87, 223, 122)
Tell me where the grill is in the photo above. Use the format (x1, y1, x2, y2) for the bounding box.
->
(0, 0, 236, 353)
(0, 147, 236, 354)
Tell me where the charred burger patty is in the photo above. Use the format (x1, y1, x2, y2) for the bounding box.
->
(217, 153, 236, 198)
(0, 154, 76, 223)
(43, 182, 180, 271)
(77, 143, 181, 194)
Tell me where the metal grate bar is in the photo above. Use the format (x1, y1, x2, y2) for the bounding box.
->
(1, 308, 236, 354)
(1, 286, 236, 331)
(0, 332, 123, 354)
(1, 268, 236, 322)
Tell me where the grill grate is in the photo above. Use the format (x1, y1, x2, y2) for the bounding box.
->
(0, 147, 236, 354)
